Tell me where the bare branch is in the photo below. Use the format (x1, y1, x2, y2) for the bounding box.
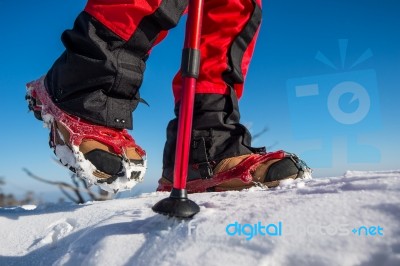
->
(267, 140, 279, 150)
(23, 168, 77, 188)
(24, 169, 86, 194)
(79, 176, 111, 201)
(59, 186, 80, 203)
(77, 176, 100, 201)
(71, 174, 81, 189)
(23, 168, 114, 203)
(252, 126, 269, 141)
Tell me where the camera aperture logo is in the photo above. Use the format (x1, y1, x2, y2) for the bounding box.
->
(287, 39, 381, 167)
(225, 221, 283, 241)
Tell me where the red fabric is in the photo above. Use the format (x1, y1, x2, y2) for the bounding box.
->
(84, 0, 261, 102)
(85, 0, 163, 41)
(174, 0, 261, 102)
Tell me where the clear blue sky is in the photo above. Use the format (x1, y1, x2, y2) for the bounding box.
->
(0, 0, 399, 201)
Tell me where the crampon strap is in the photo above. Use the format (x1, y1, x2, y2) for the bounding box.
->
(26, 77, 145, 157)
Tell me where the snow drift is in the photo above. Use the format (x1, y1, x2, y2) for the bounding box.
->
(1, 170, 399, 266)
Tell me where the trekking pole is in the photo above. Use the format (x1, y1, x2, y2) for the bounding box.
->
(152, 0, 203, 218)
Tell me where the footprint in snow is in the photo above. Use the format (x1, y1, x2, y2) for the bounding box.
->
(29, 218, 76, 249)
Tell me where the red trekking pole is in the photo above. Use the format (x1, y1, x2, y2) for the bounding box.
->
(152, 0, 203, 218)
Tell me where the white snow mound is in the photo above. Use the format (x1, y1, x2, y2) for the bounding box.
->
(1, 170, 399, 266)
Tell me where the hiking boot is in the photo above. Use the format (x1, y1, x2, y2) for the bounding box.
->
(157, 150, 311, 193)
(159, 90, 311, 193)
(26, 77, 147, 193)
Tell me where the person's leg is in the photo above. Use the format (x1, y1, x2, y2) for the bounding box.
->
(163, 0, 262, 179)
(46, 0, 187, 129)
(27, 0, 188, 192)
(160, 0, 310, 192)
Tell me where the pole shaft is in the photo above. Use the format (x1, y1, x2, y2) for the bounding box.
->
(173, 0, 204, 190)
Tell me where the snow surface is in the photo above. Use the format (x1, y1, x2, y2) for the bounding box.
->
(1, 171, 400, 266)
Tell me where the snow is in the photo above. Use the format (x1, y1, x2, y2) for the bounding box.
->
(1, 171, 400, 266)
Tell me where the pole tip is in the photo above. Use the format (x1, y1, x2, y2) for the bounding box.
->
(152, 188, 200, 219)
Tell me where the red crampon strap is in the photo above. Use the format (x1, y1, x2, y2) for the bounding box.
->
(158, 150, 286, 193)
(26, 77, 145, 157)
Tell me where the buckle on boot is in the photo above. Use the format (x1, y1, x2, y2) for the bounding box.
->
(198, 162, 213, 179)
(192, 136, 214, 179)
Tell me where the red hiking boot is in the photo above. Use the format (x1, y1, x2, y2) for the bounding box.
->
(157, 150, 311, 193)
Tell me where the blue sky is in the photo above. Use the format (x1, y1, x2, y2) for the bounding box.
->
(0, 0, 399, 201)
